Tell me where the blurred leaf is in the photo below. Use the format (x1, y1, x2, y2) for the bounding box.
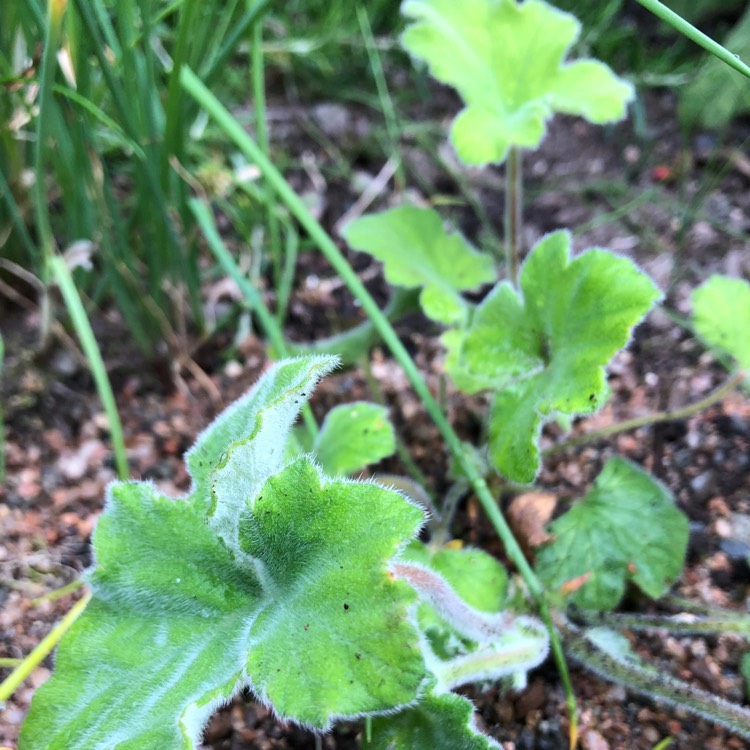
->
(535, 458, 689, 610)
(692, 275, 750, 371)
(401, 0, 633, 165)
(344, 205, 495, 325)
(313, 402, 396, 476)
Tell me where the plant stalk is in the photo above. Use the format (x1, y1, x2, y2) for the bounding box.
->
(635, 0, 750, 80)
(560, 614, 750, 740)
(574, 608, 750, 636)
(35, 0, 68, 343)
(51, 257, 129, 479)
(0, 590, 91, 703)
(251, 17, 283, 312)
(545, 370, 745, 456)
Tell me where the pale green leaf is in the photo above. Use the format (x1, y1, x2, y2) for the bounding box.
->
(692, 275, 750, 371)
(20, 358, 427, 749)
(368, 691, 501, 749)
(343, 205, 495, 325)
(450, 231, 661, 482)
(401, 0, 634, 165)
(313, 402, 396, 476)
(535, 458, 688, 611)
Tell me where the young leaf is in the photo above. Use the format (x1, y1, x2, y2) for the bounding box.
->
(20, 358, 427, 749)
(692, 275, 750, 371)
(343, 205, 495, 325)
(401, 541, 508, 658)
(368, 691, 501, 749)
(534, 458, 689, 611)
(186, 355, 336, 502)
(450, 231, 661, 482)
(313, 402, 396, 476)
(401, 0, 634, 165)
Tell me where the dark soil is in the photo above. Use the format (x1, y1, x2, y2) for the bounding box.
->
(2, 84, 750, 750)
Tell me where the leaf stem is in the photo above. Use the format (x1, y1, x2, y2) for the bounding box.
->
(504, 145, 523, 285)
(559, 614, 750, 740)
(181, 65, 575, 726)
(251, 17, 283, 313)
(635, 0, 750, 80)
(0, 590, 91, 703)
(574, 608, 750, 636)
(51, 257, 129, 479)
(545, 370, 745, 456)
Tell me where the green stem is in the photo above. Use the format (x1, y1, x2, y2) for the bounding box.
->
(575, 608, 750, 636)
(430, 479, 468, 546)
(161, 0, 199, 186)
(356, 4, 405, 193)
(635, 0, 750, 80)
(31, 579, 84, 606)
(560, 615, 750, 740)
(51, 257, 128, 479)
(504, 145, 522, 285)
(0, 590, 92, 703)
(545, 370, 745, 456)
(35, 0, 67, 342)
(181, 67, 575, 721)
(251, 17, 283, 309)
(189, 198, 318, 441)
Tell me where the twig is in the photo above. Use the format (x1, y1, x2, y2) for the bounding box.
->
(545, 370, 746, 456)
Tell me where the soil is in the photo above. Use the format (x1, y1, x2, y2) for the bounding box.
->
(2, 81, 750, 750)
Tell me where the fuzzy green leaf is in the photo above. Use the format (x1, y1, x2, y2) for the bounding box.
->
(692, 275, 750, 371)
(401, 0, 634, 165)
(186, 355, 335, 503)
(368, 691, 501, 749)
(20, 358, 427, 749)
(343, 205, 495, 325)
(450, 231, 661, 482)
(313, 402, 396, 476)
(402, 541, 508, 658)
(535, 458, 689, 611)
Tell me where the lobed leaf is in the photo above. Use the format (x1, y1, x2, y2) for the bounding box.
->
(401, 0, 634, 165)
(368, 691, 501, 749)
(449, 231, 661, 482)
(343, 205, 495, 325)
(20, 358, 427, 749)
(534, 458, 689, 611)
(692, 275, 750, 372)
(313, 402, 396, 476)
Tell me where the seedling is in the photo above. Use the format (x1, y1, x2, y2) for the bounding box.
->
(338, 0, 750, 741)
(19, 357, 550, 749)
